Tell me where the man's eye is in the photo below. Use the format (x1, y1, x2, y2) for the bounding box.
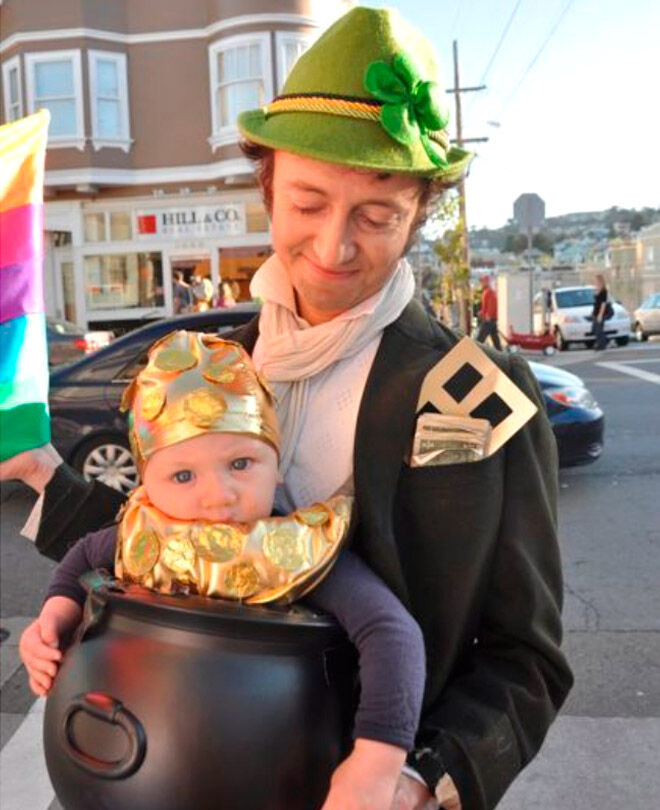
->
(293, 204, 323, 216)
(231, 458, 250, 471)
(173, 470, 193, 483)
(358, 212, 394, 230)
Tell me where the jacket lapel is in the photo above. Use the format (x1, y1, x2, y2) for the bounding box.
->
(353, 302, 456, 600)
(230, 315, 260, 353)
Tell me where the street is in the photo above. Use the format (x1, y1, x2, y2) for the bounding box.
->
(1, 340, 659, 809)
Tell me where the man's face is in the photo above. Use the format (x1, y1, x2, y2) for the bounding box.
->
(142, 433, 278, 523)
(270, 151, 423, 325)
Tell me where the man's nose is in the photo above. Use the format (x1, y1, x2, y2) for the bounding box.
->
(312, 210, 356, 267)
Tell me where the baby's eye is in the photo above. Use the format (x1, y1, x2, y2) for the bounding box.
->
(231, 457, 251, 471)
(173, 470, 193, 483)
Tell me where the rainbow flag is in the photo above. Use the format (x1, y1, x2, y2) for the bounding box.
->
(0, 110, 50, 461)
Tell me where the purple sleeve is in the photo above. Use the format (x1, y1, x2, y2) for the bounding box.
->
(306, 550, 426, 752)
(45, 525, 118, 607)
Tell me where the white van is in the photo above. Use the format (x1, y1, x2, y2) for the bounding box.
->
(533, 286, 631, 351)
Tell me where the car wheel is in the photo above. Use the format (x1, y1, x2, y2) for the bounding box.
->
(71, 435, 139, 493)
(615, 336, 629, 347)
(634, 323, 648, 342)
(555, 329, 569, 351)
(585, 340, 595, 349)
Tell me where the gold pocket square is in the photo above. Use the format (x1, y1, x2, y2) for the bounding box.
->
(416, 337, 538, 457)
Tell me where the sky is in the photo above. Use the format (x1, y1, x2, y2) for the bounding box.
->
(362, 0, 660, 229)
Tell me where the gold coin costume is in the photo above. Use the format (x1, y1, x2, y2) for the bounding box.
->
(115, 331, 351, 603)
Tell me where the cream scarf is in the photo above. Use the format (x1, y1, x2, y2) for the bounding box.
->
(250, 253, 415, 481)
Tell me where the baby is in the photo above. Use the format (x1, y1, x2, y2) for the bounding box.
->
(20, 330, 426, 810)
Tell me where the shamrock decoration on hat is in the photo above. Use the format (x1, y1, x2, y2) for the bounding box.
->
(364, 52, 451, 168)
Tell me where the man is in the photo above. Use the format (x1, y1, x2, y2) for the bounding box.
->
(592, 273, 609, 350)
(172, 270, 193, 314)
(476, 275, 502, 350)
(1, 8, 571, 810)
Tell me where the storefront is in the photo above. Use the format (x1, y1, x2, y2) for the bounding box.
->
(43, 189, 271, 331)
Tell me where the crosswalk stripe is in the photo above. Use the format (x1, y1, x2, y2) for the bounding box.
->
(0, 697, 55, 810)
(596, 361, 660, 385)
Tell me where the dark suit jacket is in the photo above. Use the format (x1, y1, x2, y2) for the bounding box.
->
(37, 301, 572, 810)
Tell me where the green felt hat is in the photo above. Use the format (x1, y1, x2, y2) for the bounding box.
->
(238, 6, 473, 182)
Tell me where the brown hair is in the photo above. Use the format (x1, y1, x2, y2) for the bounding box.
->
(239, 140, 453, 250)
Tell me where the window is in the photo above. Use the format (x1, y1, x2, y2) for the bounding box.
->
(84, 213, 107, 242)
(555, 288, 595, 309)
(88, 50, 131, 152)
(24, 50, 84, 149)
(84, 252, 164, 310)
(2, 56, 23, 121)
(275, 32, 312, 91)
(208, 33, 272, 149)
(84, 211, 132, 243)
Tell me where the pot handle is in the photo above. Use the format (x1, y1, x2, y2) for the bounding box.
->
(60, 692, 146, 779)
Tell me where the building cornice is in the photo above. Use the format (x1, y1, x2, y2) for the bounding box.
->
(1, 14, 319, 54)
(44, 157, 256, 188)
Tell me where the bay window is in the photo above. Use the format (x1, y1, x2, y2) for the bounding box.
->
(208, 33, 272, 149)
(25, 50, 84, 149)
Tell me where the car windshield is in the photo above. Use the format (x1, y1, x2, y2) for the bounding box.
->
(48, 319, 81, 335)
(648, 293, 660, 308)
(555, 288, 595, 308)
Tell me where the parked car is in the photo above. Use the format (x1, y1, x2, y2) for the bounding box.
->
(48, 303, 604, 492)
(632, 292, 660, 341)
(46, 317, 115, 367)
(534, 286, 631, 351)
(528, 361, 604, 466)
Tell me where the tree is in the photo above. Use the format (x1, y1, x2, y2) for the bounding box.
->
(424, 191, 472, 332)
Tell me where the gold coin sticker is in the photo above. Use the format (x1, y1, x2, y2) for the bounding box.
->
(224, 562, 261, 598)
(263, 525, 306, 571)
(161, 535, 197, 577)
(154, 348, 197, 372)
(125, 529, 160, 577)
(184, 388, 226, 427)
(139, 382, 166, 421)
(203, 363, 236, 384)
(295, 504, 330, 527)
(192, 524, 244, 563)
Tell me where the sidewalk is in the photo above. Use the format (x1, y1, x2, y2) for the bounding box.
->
(499, 715, 660, 809)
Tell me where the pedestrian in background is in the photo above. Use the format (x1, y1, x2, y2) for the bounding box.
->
(476, 274, 502, 350)
(592, 273, 609, 351)
(172, 270, 193, 314)
(191, 272, 213, 311)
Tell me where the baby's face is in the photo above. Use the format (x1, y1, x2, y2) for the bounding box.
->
(142, 433, 278, 523)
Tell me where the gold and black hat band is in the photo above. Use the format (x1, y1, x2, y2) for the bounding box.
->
(266, 92, 450, 151)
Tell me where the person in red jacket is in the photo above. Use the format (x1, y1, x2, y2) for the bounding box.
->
(476, 275, 502, 350)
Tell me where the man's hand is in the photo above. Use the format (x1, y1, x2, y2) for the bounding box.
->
(391, 772, 462, 810)
(391, 773, 436, 809)
(435, 774, 462, 809)
(0, 443, 62, 493)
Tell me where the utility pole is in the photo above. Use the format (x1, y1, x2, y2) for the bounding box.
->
(447, 40, 488, 334)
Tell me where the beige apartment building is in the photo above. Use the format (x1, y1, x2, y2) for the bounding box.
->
(581, 223, 660, 312)
(0, 0, 351, 329)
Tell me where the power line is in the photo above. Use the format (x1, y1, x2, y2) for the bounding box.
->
(499, 0, 577, 114)
(478, 0, 525, 87)
(449, 0, 464, 41)
(465, 0, 525, 119)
